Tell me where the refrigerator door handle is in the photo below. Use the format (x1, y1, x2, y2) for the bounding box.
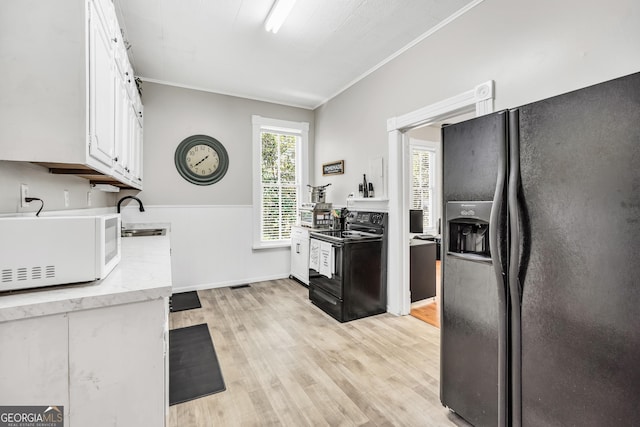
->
(508, 108, 523, 427)
(489, 112, 509, 427)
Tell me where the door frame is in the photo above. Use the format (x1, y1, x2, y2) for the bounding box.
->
(386, 81, 495, 315)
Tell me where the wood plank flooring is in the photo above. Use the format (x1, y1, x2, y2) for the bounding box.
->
(169, 278, 469, 427)
(410, 302, 439, 328)
(411, 261, 441, 328)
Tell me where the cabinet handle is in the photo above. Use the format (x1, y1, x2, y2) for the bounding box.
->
(114, 156, 119, 162)
(296, 243, 300, 254)
(112, 37, 118, 43)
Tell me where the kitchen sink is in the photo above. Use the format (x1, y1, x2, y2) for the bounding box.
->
(121, 228, 166, 237)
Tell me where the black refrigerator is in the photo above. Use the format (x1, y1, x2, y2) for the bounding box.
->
(440, 71, 640, 427)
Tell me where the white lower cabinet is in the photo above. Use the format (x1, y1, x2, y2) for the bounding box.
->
(69, 299, 166, 427)
(0, 298, 167, 427)
(290, 226, 310, 285)
(0, 314, 70, 419)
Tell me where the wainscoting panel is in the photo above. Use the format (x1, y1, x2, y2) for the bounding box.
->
(122, 205, 290, 291)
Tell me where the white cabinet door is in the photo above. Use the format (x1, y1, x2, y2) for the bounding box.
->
(68, 299, 166, 427)
(131, 111, 143, 184)
(0, 314, 69, 419)
(290, 227, 310, 284)
(113, 71, 130, 177)
(87, 0, 115, 168)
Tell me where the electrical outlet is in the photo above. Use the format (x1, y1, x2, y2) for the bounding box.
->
(87, 191, 92, 207)
(64, 190, 70, 208)
(20, 184, 29, 208)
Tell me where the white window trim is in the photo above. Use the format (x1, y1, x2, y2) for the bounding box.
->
(252, 115, 309, 249)
(409, 138, 441, 235)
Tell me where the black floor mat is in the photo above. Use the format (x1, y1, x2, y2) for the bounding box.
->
(170, 291, 201, 312)
(169, 324, 226, 405)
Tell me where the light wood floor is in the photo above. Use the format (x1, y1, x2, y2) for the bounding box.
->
(169, 278, 469, 427)
(411, 261, 441, 328)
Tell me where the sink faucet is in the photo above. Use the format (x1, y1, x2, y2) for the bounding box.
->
(117, 196, 145, 214)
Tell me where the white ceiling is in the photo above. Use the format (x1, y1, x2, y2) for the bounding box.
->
(115, 0, 477, 109)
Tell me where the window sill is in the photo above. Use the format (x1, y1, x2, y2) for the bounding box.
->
(348, 197, 388, 202)
(252, 241, 291, 250)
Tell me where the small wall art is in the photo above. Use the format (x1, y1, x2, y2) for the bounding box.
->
(322, 160, 344, 176)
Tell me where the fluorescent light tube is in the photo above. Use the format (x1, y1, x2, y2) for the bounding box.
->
(265, 0, 297, 34)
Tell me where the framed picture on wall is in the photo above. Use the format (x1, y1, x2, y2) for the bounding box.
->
(322, 160, 344, 175)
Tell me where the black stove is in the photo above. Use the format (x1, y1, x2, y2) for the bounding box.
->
(308, 210, 387, 322)
(310, 211, 386, 243)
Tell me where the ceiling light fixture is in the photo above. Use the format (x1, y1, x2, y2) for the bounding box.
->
(264, 0, 297, 34)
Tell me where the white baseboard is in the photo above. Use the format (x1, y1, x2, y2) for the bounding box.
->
(171, 273, 291, 293)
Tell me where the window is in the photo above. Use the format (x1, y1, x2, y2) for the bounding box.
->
(410, 143, 438, 234)
(252, 116, 309, 248)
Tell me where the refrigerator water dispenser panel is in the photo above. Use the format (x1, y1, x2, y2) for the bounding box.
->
(446, 201, 492, 263)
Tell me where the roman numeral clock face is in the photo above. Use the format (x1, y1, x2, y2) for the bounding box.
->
(175, 135, 229, 185)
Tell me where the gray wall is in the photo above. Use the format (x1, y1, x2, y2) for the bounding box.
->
(314, 0, 640, 202)
(136, 82, 314, 205)
(0, 161, 115, 214)
(119, 82, 315, 290)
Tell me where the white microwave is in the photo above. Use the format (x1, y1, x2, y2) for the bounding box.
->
(0, 214, 121, 292)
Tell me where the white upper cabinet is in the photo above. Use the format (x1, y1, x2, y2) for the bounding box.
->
(0, 0, 143, 190)
(114, 70, 131, 177)
(88, 0, 116, 168)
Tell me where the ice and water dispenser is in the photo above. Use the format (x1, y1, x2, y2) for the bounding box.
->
(446, 201, 492, 262)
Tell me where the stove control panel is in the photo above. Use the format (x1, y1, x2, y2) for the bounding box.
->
(347, 211, 386, 226)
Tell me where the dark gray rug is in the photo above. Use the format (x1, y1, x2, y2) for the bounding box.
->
(170, 291, 201, 312)
(169, 323, 226, 405)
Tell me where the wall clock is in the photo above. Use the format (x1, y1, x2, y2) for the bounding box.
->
(174, 135, 229, 185)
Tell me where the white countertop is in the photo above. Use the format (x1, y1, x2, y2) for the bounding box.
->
(0, 225, 172, 323)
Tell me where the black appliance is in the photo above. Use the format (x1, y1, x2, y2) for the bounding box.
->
(308, 211, 387, 322)
(440, 71, 640, 427)
(409, 209, 424, 233)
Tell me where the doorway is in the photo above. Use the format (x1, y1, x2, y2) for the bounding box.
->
(406, 125, 442, 327)
(403, 118, 470, 327)
(385, 81, 495, 317)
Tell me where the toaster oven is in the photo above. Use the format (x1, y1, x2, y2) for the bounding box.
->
(299, 202, 332, 229)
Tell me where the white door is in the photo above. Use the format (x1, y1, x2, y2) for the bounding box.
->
(88, 0, 115, 167)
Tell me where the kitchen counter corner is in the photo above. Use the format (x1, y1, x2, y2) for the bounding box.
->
(0, 232, 172, 323)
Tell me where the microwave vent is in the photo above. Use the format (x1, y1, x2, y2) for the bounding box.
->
(0, 265, 56, 284)
(1, 269, 12, 283)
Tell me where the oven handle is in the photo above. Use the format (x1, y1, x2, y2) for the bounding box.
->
(309, 235, 344, 247)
